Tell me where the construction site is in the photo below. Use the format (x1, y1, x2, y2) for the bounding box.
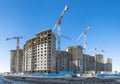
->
(2, 4, 119, 84)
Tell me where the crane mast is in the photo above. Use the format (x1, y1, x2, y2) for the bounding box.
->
(6, 36, 23, 74)
(77, 26, 90, 54)
(57, 5, 68, 51)
(77, 26, 90, 73)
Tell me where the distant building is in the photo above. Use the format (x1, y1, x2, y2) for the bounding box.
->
(56, 51, 70, 73)
(10, 49, 23, 74)
(94, 54, 104, 73)
(66, 46, 83, 73)
(104, 58, 112, 72)
(23, 29, 56, 74)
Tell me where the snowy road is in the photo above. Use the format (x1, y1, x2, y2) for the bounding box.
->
(0, 75, 34, 84)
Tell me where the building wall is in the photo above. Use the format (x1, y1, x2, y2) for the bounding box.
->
(10, 49, 23, 74)
(66, 46, 83, 73)
(83, 54, 95, 73)
(94, 54, 104, 73)
(83, 54, 108, 73)
(66, 46, 112, 74)
(104, 58, 112, 72)
(56, 51, 70, 73)
(23, 29, 56, 74)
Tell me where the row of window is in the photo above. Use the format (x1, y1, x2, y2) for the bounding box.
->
(37, 63, 47, 66)
(37, 44, 47, 47)
(37, 67, 51, 69)
(26, 46, 54, 53)
(31, 67, 52, 70)
(37, 54, 51, 56)
(26, 55, 52, 59)
(36, 60, 51, 63)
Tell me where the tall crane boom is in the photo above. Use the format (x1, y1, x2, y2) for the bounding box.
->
(57, 5, 68, 26)
(52, 5, 68, 51)
(6, 36, 23, 49)
(89, 46, 105, 56)
(77, 26, 90, 54)
(6, 36, 23, 73)
(52, 5, 68, 32)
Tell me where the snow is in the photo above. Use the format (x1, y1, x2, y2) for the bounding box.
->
(0, 75, 34, 84)
(13, 81, 34, 84)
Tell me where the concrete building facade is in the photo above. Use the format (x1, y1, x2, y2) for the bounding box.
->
(10, 49, 23, 74)
(104, 58, 112, 72)
(56, 51, 70, 73)
(23, 29, 56, 74)
(66, 45, 112, 74)
(83, 54, 112, 73)
(94, 54, 104, 73)
(83, 54, 95, 73)
(66, 46, 83, 73)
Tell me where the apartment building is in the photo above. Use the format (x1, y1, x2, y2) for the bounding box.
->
(10, 49, 23, 74)
(83, 54, 112, 73)
(23, 29, 56, 74)
(66, 46, 83, 73)
(104, 58, 112, 72)
(83, 54, 95, 73)
(66, 45, 112, 74)
(94, 54, 104, 73)
(56, 51, 70, 73)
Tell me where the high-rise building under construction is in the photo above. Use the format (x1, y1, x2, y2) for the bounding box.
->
(56, 51, 70, 73)
(104, 58, 112, 72)
(66, 46, 83, 73)
(23, 29, 56, 74)
(10, 49, 23, 74)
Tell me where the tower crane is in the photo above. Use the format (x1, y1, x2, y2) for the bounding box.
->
(52, 5, 68, 51)
(77, 26, 90, 54)
(76, 26, 90, 73)
(52, 5, 68, 72)
(89, 46, 99, 56)
(89, 46, 105, 72)
(97, 46, 105, 54)
(89, 46, 105, 56)
(6, 36, 23, 73)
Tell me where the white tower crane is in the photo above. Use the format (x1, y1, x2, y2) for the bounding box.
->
(97, 46, 105, 54)
(52, 5, 68, 72)
(77, 26, 90, 73)
(77, 26, 90, 54)
(89, 46, 105, 56)
(52, 5, 68, 51)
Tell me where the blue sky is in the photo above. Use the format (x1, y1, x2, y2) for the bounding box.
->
(0, 0, 120, 73)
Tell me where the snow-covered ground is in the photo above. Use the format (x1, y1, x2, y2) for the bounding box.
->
(12, 81, 34, 84)
(0, 75, 34, 84)
(2, 75, 120, 84)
